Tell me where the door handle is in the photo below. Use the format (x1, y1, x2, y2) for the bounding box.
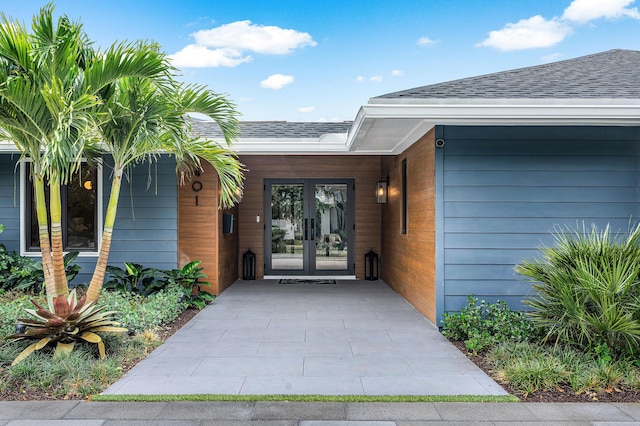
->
(310, 219, 315, 240)
(304, 218, 308, 240)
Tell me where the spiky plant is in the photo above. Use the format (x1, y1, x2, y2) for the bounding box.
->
(517, 223, 640, 358)
(5, 289, 127, 365)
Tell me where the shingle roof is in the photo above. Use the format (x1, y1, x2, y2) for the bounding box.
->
(192, 120, 353, 139)
(374, 49, 640, 100)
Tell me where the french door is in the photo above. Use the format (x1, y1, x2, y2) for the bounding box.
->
(265, 179, 354, 276)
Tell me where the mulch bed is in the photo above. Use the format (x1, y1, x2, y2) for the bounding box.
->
(450, 340, 640, 403)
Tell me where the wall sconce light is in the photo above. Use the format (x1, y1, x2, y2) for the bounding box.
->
(376, 176, 389, 204)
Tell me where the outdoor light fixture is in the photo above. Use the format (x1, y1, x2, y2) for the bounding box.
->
(376, 176, 389, 204)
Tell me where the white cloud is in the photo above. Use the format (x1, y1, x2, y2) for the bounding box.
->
(476, 15, 572, 51)
(169, 45, 252, 68)
(261, 74, 294, 90)
(391, 70, 404, 77)
(563, 0, 640, 23)
(357, 74, 385, 83)
(315, 116, 344, 122)
(193, 20, 316, 54)
(170, 20, 316, 68)
(541, 52, 565, 62)
(417, 36, 438, 46)
(478, 0, 640, 52)
(298, 106, 315, 113)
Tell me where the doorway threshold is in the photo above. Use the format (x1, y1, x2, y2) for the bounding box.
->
(264, 275, 357, 280)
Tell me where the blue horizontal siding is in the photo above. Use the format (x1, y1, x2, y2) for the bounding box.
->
(445, 217, 632, 233)
(444, 171, 639, 186)
(0, 155, 20, 252)
(104, 155, 178, 278)
(445, 202, 638, 218)
(445, 155, 638, 171)
(0, 154, 178, 286)
(440, 126, 640, 316)
(445, 187, 639, 203)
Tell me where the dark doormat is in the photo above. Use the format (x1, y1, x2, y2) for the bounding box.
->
(279, 279, 337, 284)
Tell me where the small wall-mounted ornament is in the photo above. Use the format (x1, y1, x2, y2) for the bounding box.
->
(191, 176, 203, 206)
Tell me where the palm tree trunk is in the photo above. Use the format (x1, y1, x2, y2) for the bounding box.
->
(33, 173, 55, 297)
(48, 177, 69, 297)
(86, 167, 122, 303)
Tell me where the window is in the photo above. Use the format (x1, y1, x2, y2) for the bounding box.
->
(402, 158, 407, 234)
(22, 162, 100, 254)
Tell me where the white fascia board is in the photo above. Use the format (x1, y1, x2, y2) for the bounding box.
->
(231, 135, 351, 154)
(346, 102, 640, 151)
(359, 103, 640, 122)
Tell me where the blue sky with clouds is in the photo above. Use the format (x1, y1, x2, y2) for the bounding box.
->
(2, 1, 639, 121)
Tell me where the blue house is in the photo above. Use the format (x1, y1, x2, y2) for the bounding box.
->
(1, 49, 639, 325)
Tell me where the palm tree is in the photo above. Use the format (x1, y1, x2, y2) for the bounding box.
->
(0, 4, 243, 362)
(0, 4, 172, 300)
(84, 76, 243, 303)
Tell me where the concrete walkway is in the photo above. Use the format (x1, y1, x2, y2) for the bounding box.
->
(104, 280, 505, 396)
(3, 400, 640, 424)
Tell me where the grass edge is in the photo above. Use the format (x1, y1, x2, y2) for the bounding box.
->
(89, 394, 520, 403)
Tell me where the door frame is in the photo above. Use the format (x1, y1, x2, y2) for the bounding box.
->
(264, 178, 355, 276)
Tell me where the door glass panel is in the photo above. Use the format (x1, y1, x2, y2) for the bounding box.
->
(271, 184, 304, 270)
(314, 184, 348, 270)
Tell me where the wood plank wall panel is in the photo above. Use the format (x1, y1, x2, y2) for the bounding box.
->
(217, 203, 239, 294)
(178, 161, 221, 294)
(441, 125, 640, 313)
(381, 130, 436, 323)
(238, 155, 382, 278)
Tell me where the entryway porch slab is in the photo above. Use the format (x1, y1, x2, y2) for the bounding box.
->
(103, 280, 507, 396)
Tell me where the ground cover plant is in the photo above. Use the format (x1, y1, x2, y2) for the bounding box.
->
(443, 222, 640, 401)
(0, 286, 194, 399)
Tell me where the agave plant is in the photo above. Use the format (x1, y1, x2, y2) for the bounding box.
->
(5, 289, 127, 365)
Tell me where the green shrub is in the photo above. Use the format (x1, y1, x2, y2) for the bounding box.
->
(0, 247, 81, 293)
(161, 260, 215, 309)
(516, 222, 640, 358)
(104, 262, 166, 296)
(441, 295, 536, 353)
(105, 260, 215, 310)
(98, 284, 188, 333)
(0, 292, 44, 338)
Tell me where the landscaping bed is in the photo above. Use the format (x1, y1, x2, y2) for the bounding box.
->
(451, 340, 640, 403)
(0, 306, 199, 401)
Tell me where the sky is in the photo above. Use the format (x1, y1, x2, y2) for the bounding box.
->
(2, 0, 639, 122)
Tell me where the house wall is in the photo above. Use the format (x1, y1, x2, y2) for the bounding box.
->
(0, 154, 20, 249)
(381, 129, 437, 323)
(94, 155, 179, 282)
(238, 155, 382, 279)
(437, 125, 640, 321)
(177, 156, 240, 295)
(217, 203, 239, 293)
(0, 155, 179, 285)
(178, 161, 219, 294)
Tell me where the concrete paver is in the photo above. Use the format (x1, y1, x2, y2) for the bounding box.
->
(2, 401, 640, 424)
(103, 280, 506, 397)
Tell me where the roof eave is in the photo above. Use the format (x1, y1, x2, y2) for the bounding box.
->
(345, 101, 640, 154)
